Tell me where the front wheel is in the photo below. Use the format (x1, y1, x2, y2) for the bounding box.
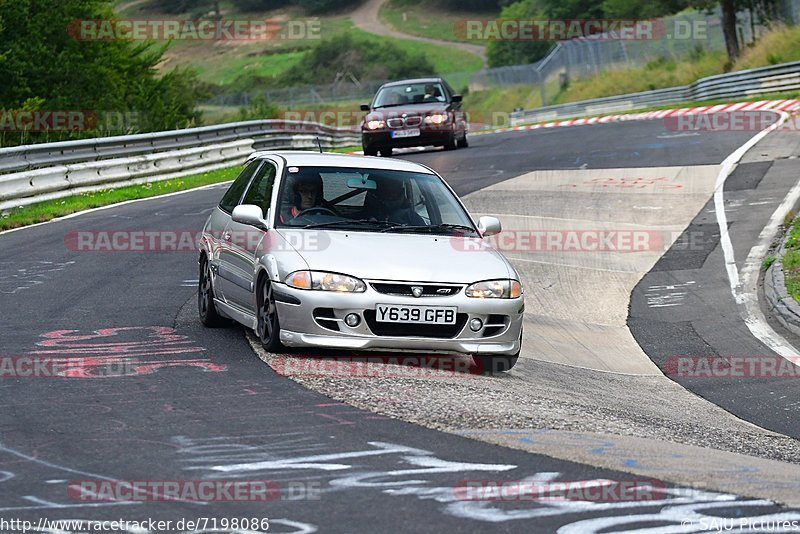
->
(363, 146, 378, 156)
(473, 353, 519, 374)
(379, 147, 393, 157)
(256, 278, 285, 353)
(457, 133, 469, 148)
(473, 328, 522, 374)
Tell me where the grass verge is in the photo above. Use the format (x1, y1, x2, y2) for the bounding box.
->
(380, 0, 492, 45)
(0, 167, 240, 232)
(782, 216, 800, 303)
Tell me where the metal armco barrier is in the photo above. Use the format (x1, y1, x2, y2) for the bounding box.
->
(0, 122, 359, 209)
(510, 61, 800, 125)
(4, 60, 800, 209)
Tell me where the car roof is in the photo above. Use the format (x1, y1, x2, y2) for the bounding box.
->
(247, 151, 437, 174)
(380, 78, 445, 88)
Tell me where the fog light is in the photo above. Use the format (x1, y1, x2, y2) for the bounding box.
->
(345, 313, 361, 327)
(469, 318, 483, 332)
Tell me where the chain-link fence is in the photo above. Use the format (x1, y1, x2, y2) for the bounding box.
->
(201, 8, 782, 110)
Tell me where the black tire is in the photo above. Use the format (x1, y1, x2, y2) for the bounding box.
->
(472, 327, 522, 374)
(473, 353, 519, 374)
(457, 133, 469, 148)
(256, 277, 285, 353)
(363, 146, 378, 156)
(443, 137, 457, 151)
(198, 255, 228, 327)
(379, 147, 393, 157)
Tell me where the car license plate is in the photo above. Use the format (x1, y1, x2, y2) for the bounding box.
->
(391, 128, 421, 139)
(375, 304, 457, 324)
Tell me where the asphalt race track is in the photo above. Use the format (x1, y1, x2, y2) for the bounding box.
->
(1, 114, 800, 532)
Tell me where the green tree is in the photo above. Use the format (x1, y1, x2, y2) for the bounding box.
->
(0, 0, 204, 145)
(487, 0, 553, 67)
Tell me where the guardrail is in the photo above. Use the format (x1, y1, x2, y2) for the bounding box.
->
(510, 61, 800, 125)
(4, 60, 800, 210)
(0, 122, 359, 210)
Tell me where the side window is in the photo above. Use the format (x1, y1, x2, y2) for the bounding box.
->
(219, 161, 261, 214)
(242, 162, 277, 213)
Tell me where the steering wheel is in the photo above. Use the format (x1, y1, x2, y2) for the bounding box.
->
(294, 206, 338, 218)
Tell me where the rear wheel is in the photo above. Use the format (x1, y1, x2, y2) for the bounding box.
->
(256, 277, 285, 353)
(379, 147, 393, 157)
(198, 255, 227, 327)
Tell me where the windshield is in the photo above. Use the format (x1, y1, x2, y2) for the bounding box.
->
(275, 166, 477, 235)
(373, 82, 447, 108)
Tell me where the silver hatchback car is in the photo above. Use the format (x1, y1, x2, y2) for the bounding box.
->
(198, 151, 524, 372)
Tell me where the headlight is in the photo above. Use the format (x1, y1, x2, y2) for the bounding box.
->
(366, 120, 385, 130)
(285, 271, 366, 292)
(465, 279, 522, 299)
(424, 113, 450, 125)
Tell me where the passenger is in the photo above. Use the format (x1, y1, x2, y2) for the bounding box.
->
(366, 178, 425, 226)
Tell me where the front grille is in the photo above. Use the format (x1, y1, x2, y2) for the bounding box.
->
(364, 311, 467, 338)
(370, 283, 462, 297)
(387, 116, 422, 129)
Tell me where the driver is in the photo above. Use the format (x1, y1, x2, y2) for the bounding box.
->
(423, 84, 441, 101)
(280, 174, 325, 223)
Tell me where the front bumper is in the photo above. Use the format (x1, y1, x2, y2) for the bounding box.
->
(274, 281, 524, 356)
(362, 128, 455, 150)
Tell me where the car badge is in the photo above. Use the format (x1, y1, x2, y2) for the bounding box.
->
(436, 288, 451, 294)
(411, 286, 423, 298)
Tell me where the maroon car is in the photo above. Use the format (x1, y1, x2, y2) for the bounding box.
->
(360, 78, 469, 157)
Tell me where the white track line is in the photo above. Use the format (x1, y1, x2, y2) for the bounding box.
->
(714, 111, 800, 359)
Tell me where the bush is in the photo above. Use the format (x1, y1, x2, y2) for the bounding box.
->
(278, 33, 436, 85)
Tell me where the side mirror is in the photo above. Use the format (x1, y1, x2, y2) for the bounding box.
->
(232, 204, 268, 230)
(477, 216, 501, 237)
(360, 104, 370, 111)
(452, 94, 463, 103)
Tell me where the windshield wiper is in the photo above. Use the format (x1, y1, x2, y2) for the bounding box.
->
(372, 103, 408, 109)
(380, 223, 477, 234)
(301, 219, 394, 230)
